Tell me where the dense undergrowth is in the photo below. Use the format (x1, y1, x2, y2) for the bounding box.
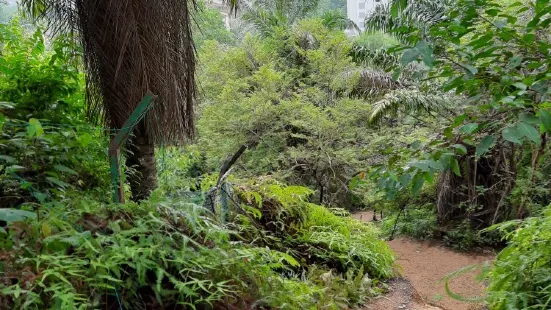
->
(0, 181, 394, 309)
(3, 0, 551, 309)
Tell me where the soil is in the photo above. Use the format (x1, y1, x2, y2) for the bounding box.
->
(363, 278, 442, 310)
(354, 212, 495, 310)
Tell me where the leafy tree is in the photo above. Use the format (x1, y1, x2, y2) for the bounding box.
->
(372, 0, 551, 229)
(194, 0, 235, 48)
(197, 19, 433, 207)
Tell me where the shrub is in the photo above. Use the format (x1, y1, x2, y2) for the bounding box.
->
(234, 179, 395, 279)
(486, 208, 551, 310)
(381, 204, 437, 240)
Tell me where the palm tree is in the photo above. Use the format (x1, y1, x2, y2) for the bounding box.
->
(20, 0, 202, 201)
(241, 0, 321, 36)
(365, 0, 454, 41)
(320, 10, 360, 32)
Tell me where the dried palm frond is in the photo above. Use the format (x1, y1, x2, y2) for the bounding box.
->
(369, 89, 453, 125)
(350, 45, 400, 70)
(21, 0, 197, 144)
(344, 69, 403, 97)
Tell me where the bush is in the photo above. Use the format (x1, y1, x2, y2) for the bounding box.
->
(442, 220, 503, 252)
(381, 204, 437, 240)
(486, 208, 551, 310)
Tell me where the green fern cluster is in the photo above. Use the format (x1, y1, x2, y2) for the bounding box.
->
(235, 179, 395, 279)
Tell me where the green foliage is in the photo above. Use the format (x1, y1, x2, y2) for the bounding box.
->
(234, 179, 395, 280)
(0, 21, 108, 206)
(442, 220, 503, 251)
(241, 0, 321, 37)
(0, 178, 395, 309)
(486, 208, 551, 309)
(381, 204, 437, 240)
(0, 21, 84, 124)
(197, 18, 432, 208)
(193, 0, 235, 48)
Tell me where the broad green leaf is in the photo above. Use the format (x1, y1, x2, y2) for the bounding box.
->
(46, 177, 71, 189)
(508, 56, 522, 68)
(0, 155, 16, 163)
(54, 164, 78, 175)
(518, 122, 541, 144)
(411, 140, 422, 151)
(411, 174, 425, 196)
(416, 41, 435, 68)
(451, 158, 461, 176)
(0, 114, 5, 132)
(475, 135, 495, 157)
(502, 126, 523, 144)
(451, 144, 467, 155)
(401, 48, 419, 66)
(27, 118, 44, 138)
(462, 64, 478, 75)
(536, 0, 550, 13)
(422, 171, 434, 183)
(460, 123, 479, 134)
(519, 113, 540, 124)
(6, 165, 25, 172)
(0, 209, 36, 223)
(539, 110, 551, 132)
(33, 191, 48, 203)
(512, 82, 527, 90)
(410, 160, 430, 172)
(391, 0, 407, 18)
(77, 132, 93, 147)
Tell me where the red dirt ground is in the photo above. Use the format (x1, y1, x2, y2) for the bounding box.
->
(353, 211, 495, 310)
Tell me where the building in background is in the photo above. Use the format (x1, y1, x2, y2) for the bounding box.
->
(207, 0, 234, 29)
(346, 0, 386, 31)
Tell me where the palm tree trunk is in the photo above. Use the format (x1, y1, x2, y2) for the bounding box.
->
(126, 131, 157, 202)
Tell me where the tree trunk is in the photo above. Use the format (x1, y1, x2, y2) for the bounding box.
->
(126, 131, 157, 202)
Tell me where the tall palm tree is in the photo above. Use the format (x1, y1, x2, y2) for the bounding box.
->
(20, 0, 199, 201)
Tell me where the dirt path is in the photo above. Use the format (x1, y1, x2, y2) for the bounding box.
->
(353, 212, 494, 310)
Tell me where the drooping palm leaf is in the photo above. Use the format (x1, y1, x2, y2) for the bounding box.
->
(21, 0, 197, 144)
(321, 10, 360, 32)
(241, 0, 321, 36)
(369, 89, 453, 125)
(365, 0, 454, 41)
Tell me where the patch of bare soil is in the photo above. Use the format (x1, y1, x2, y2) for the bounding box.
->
(387, 238, 493, 310)
(363, 278, 442, 310)
(352, 210, 379, 222)
(355, 211, 494, 310)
